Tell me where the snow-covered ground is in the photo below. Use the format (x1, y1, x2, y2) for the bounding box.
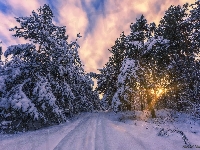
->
(0, 110, 200, 150)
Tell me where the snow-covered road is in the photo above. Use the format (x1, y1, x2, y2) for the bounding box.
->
(0, 112, 199, 150)
(54, 113, 147, 150)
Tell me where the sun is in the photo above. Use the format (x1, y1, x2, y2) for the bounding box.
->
(157, 88, 164, 97)
(151, 88, 166, 98)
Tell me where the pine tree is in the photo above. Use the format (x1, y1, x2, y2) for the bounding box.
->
(0, 43, 5, 98)
(96, 2, 200, 118)
(180, 0, 200, 116)
(0, 4, 99, 133)
(190, 0, 200, 55)
(112, 58, 141, 112)
(143, 31, 171, 111)
(124, 15, 155, 113)
(125, 15, 149, 59)
(96, 32, 126, 110)
(154, 4, 192, 111)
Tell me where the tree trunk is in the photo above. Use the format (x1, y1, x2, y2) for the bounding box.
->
(151, 107, 156, 118)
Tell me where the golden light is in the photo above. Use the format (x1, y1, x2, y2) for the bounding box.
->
(136, 82, 140, 90)
(157, 88, 164, 97)
(151, 88, 167, 98)
(149, 87, 167, 111)
(150, 89, 154, 95)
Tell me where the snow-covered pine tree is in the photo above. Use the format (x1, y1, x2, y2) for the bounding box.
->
(0, 44, 7, 128)
(143, 35, 170, 114)
(0, 47, 40, 132)
(95, 2, 200, 118)
(190, 0, 200, 55)
(96, 32, 126, 110)
(124, 15, 152, 112)
(112, 58, 140, 112)
(0, 4, 99, 133)
(12, 4, 99, 113)
(98, 15, 158, 112)
(154, 4, 193, 111)
(180, 0, 200, 116)
(125, 15, 149, 59)
(0, 43, 65, 132)
(0, 44, 5, 98)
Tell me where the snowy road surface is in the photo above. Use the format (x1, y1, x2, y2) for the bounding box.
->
(0, 111, 200, 150)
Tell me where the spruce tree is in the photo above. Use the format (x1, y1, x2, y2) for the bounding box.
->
(154, 4, 192, 111)
(96, 32, 126, 110)
(0, 4, 99, 133)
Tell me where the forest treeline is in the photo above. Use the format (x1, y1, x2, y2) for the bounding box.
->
(0, 1, 200, 133)
(93, 1, 200, 117)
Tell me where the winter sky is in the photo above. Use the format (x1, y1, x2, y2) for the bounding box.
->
(0, 0, 195, 73)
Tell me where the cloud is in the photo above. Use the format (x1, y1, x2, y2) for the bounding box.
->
(0, 12, 25, 61)
(51, 0, 89, 42)
(5, 0, 45, 15)
(79, 15, 112, 73)
(78, 0, 196, 73)
(0, 0, 47, 61)
(0, 0, 196, 72)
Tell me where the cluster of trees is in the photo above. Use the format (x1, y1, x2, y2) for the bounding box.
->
(95, 1, 200, 118)
(1, 1, 200, 133)
(0, 4, 100, 133)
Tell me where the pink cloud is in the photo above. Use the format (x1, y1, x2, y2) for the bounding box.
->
(0, 0, 47, 61)
(54, 0, 89, 42)
(0, 0, 196, 73)
(79, 0, 196, 73)
(5, 0, 46, 15)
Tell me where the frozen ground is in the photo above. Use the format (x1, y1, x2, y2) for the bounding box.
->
(0, 110, 200, 150)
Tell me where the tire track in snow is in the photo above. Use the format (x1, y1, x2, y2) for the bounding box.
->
(81, 113, 98, 150)
(53, 114, 97, 150)
(35, 113, 90, 150)
(52, 113, 147, 150)
(95, 113, 109, 150)
(0, 114, 88, 150)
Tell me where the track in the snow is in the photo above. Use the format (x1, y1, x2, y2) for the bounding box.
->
(53, 113, 146, 150)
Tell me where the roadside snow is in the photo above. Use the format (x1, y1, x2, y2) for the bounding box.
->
(0, 110, 200, 150)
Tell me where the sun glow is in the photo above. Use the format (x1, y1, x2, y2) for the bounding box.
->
(157, 88, 164, 97)
(151, 88, 166, 98)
